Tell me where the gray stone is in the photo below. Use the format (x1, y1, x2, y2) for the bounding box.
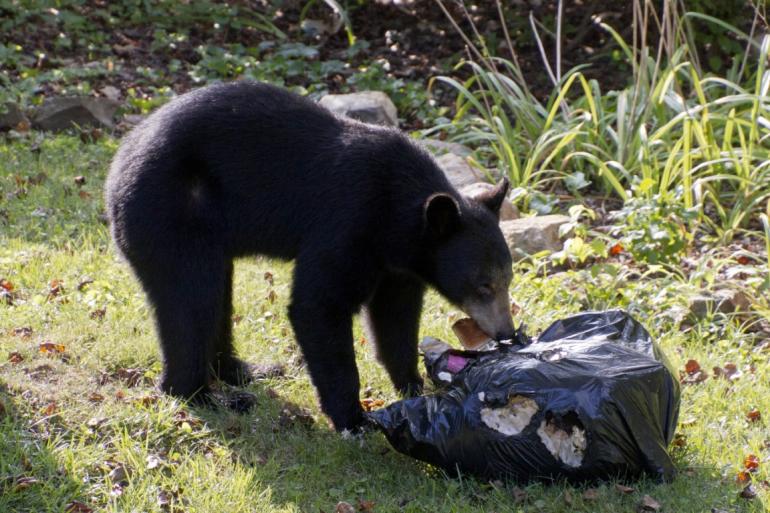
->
(689, 288, 752, 319)
(419, 138, 472, 157)
(318, 91, 398, 127)
(499, 215, 572, 258)
(435, 153, 485, 189)
(460, 182, 519, 221)
(0, 102, 29, 131)
(32, 97, 120, 131)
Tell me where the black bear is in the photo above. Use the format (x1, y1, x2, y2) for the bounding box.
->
(105, 81, 515, 431)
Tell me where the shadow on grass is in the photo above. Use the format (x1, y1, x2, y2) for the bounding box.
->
(191, 379, 761, 513)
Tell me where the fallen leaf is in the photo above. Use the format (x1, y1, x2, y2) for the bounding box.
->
(39, 342, 65, 354)
(157, 490, 172, 507)
(511, 302, 522, 316)
(713, 363, 741, 381)
(65, 500, 95, 512)
(266, 289, 277, 303)
(42, 401, 57, 416)
(12, 326, 32, 338)
(639, 494, 661, 511)
(146, 454, 162, 470)
(108, 464, 130, 482)
(744, 454, 760, 472)
(563, 489, 573, 505)
(335, 502, 355, 513)
(746, 408, 761, 423)
(90, 308, 106, 320)
(610, 242, 624, 255)
(0, 279, 14, 292)
(78, 190, 92, 200)
(13, 476, 39, 490)
(737, 255, 750, 265)
(8, 352, 24, 364)
(87, 417, 106, 429)
(512, 487, 528, 503)
(357, 499, 375, 512)
(672, 433, 687, 448)
(77, 277, 94, 291)
(582, 488, 600, 501)
(47, 279, 64, 298)
(684, 359, 701, 374)
(74, 176, 86, 186)
(360, 398, 385, 412)
(263, 271, 274, 286)
(615, 483, 635, 494)
(736, 470, 751, 484)
(739, 484, 758, 499)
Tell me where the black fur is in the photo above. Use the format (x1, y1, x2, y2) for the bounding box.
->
(105, 81, 513, 431)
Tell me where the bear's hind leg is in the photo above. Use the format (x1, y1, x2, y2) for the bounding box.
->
(211, 260, 251, 385)
(139, 249, 226, 403)
(364, 272, 425, 397)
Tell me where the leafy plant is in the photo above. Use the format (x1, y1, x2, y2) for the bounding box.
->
(610, 193, 698, 265)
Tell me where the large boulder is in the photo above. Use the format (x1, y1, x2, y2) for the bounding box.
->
(460, 182, 519, 221)
(0, 102, 29, 131)
(435, 153, 486, 189)
(500, 215, 572, 259)
(32, 97, 121, 131)
(318, 91, 398, 127)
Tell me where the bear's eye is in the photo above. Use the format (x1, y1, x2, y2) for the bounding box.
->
(478, 284, 494, 297)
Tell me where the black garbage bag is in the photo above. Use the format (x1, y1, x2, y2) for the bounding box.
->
(367, 310, 680, 483)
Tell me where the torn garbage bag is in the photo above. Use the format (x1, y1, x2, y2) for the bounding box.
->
(367, 310, 680, 483)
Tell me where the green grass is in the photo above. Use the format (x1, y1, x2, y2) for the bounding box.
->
(1, 134, 768, 512)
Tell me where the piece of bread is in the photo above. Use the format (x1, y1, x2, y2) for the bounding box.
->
(452, 318, 493, 350)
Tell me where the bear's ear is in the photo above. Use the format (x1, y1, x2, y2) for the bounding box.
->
(424, 193, 461, 238)
(477, 177, 510, 217)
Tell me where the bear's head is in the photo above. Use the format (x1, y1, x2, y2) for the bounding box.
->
(421, 178, 515, 341)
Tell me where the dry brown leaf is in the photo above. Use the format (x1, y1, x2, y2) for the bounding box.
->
(739, 484, 758, 500)
(684, 359, 701, 374)
(335, 502, 355, 513)
(13, 476, 39, 491)
(563, 489, 573, 505)
(744, 454, 760, 472)
(64, 501, 94, 513)
(582, 488, 600, 501)
(8, 352, 24, 364)
(39, 342, 65, 354)
(12, 326, 32, 338)
(615, 483, 635, 494)
(639, 495, 661, 511)
(746, 408, 761, 423)
(42, 401, 57, 416)
(357, 499, 375, 512)
(360, 398, 385, 412)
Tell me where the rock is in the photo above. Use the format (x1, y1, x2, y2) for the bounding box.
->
(460, 182, 519, 221)
(419, 138, 472, 157)
(99, 85, 121, 102)
(319, 91, 398, 127)
(0, 102, 29, 131)
(688, 287, 752, 319)
(32, 97, 120, 131)
(499, 215, 572, 259)
(435, 153, 485, 189)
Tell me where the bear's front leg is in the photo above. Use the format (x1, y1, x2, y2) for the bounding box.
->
(364, 271, 425, 397)
(288, 267, 365, 431)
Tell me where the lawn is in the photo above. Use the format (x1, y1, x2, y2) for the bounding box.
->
(1, 134, 767, 512)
